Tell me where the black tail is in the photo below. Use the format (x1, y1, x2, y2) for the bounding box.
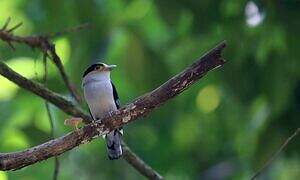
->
(106, 129, 123, 160)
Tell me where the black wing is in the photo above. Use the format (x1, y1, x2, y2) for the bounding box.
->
(88, 108, 96, 120)
(111, 81, 123, 133)
(111, 81, 120, 109)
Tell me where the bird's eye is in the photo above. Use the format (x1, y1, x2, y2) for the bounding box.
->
(95, 66, 100, 70)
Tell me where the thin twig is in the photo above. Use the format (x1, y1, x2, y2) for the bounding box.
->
(250, 128, 300, 180)
(43, 54, 48, 83)
(53, 157, 60, 180)
(47, 44, 83, 104)
(43, 54, 60, 180)
(122, 141, 163, 180)
(46, 23, 92, 38)
(45, 102, 60, 180)
(7, 22, 23, 33)
(1, 17, 11, 30)
(7, 41, 15, 50)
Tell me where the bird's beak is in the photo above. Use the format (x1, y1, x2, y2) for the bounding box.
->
(106, 64, 117, 71)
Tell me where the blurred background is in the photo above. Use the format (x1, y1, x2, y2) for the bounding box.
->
(0, 0, 299, 179)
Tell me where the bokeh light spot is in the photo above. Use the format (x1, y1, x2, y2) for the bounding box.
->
(0, 171, 7, 180)
(0, 57, 43, 100)
(245, 1, 265, 27)
(196, 85, 221, 113)
(54, 37, 71, 65)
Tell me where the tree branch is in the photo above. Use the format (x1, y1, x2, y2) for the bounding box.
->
(0, 42, 226, 178)
(45, 101, 60, 180)
(0, 19, 85, 103)
(43, 54, 60, 180)
(46, 23, 92, 38)
(0, 61, 89, 120)
(122, 141, 163, 180)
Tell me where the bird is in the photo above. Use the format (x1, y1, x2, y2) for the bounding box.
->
(81, 62, 123, 160)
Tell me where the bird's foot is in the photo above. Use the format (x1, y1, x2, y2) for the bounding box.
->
(108, 111, 114, 119)
(93, 118, 102, 126)
(64, 117, 83, 131)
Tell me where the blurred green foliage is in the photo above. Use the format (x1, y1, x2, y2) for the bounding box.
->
(0, 0, 299, 179)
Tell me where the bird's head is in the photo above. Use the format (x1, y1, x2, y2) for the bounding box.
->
(82, 62, 117, 78)
(82, 62, 117, 86)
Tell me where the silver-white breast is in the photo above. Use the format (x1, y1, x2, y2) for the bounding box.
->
(82, 71, 117, 119)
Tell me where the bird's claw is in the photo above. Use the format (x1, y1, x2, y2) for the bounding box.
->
(108, 111, 114, 118)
